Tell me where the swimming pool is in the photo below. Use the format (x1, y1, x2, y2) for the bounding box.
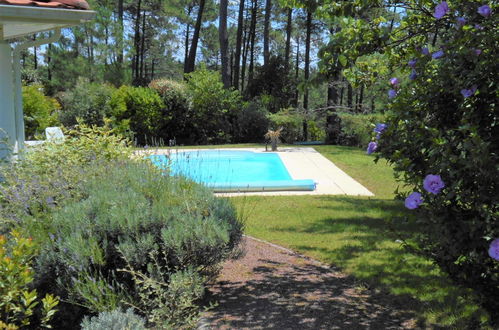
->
(148, 150, 316, 192)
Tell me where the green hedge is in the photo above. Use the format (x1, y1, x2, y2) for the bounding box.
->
(109, 86, 165, 145)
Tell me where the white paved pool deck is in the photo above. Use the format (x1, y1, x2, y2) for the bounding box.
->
(141, 147, 374, 197)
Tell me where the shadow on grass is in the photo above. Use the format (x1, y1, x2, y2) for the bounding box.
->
(265, 198, 485, 327)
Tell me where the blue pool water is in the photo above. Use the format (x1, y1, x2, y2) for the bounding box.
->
(148, 150, 315, 192)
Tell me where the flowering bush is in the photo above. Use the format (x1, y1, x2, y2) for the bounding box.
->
(375, 1, 498, 324)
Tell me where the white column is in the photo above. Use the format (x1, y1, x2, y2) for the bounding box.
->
(0, 42, 16, 160)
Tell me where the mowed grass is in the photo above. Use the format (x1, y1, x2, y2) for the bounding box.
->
(230, 145, 488, 328)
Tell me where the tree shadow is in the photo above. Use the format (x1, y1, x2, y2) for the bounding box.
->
(201, 238, 418, 329)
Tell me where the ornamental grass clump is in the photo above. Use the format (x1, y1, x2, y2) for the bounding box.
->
(265, 128, 283, 151)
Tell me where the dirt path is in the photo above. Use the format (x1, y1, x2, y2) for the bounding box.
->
(200, 236, 417, 329)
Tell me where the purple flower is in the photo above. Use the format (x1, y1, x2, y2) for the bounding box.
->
(409, 70, 418, 80)
(405, 192, 423, 210)
(475, 24, 484, 30)
(408, 59, 417, 68)
(423, 174, 445, 194)
(388, 89, 397, 99)
(456, 17, 467, 27)
(366, 141, 377, 155)
(489, 239, 499, 261)
(434, 1, 449, 19)
(461, 85, 478, 98)
(374, 123, 388, 134)
(474, 49, 482, 55)
(422, 47, 430, 55)
(478, 5, 492, 17)
(432, 50, 445, 59)
(390, 77, 400, 87)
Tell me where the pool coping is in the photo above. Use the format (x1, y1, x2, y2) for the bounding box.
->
(137, 147, 374, 197)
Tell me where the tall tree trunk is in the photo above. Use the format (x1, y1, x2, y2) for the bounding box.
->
(139, 11, 146, 83)
(302, 10, 312, 141)
(132, 0, 142, 84)
(104, 24, 109, 66)
(47, 43, 52, 81)
(340, 84, 344, 106)
(33, 35, 37, 70)
(263, 0, 271, 67)
(248, 0, 257, 83)
(117, 0, 124, 64)
(327, 80, 339, 108)
(294, 35, 300, 106)
(241, 6, 250, 91)
(233, 0, 245, 89)
(184, 0, 206, 74)
(230, 50, 234, 84)
(219, 0, 230, 88)
(284, 8, 292, 73)
(184, 5, 192, 65)
(347, 83, 353, 110)
(357, 84, 364, 112)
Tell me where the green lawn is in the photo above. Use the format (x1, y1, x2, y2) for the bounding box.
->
(229, 145, 488, 328)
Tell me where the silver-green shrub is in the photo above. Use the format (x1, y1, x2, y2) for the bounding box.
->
(37, 161, 242, 326)
(80, 308, 147, 330)
(0, 123, 131, 234)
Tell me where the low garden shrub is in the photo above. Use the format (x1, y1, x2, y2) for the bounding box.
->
(22, 85, 60, 140)
(236, 100, 269, 143)
(0, 123, 131, 234)
(148, 79, 194, 144)
(80, 308, 147, 330)
(35, 160, 242, 327)
(1, 123, 243, 327)
(337, 112, 386, 147)
(0, 230, 59, 329)
(59, 78, 116, 127)
(109, 85, 165, 145)
(267, 108, 303, 143)
(307, 119, 326, 142)
(186, 67, 242, 144)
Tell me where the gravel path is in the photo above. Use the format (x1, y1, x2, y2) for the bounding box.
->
(200, 236, 418, 329)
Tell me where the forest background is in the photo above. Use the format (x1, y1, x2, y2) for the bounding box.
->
(17, 0, 395, 146)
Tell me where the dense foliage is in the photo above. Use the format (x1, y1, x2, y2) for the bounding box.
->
(59, 78, 116, 127)
(378, 2, 498, 323)
(36, 160, 241, 326)
(337, 112, 386, 147)
(0, 230, 59, 329)
(245, 56, 297, 113)
(109, 85, 165, 145)
(185, 68, 243, 144)
(148, 79, 193, 144)
(0, 125, 243, 328)
(22, 85, 60, 139)
(80, 308, 147, 330)
(309, 0, 499, 324)
(267, 108, 304, 143)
